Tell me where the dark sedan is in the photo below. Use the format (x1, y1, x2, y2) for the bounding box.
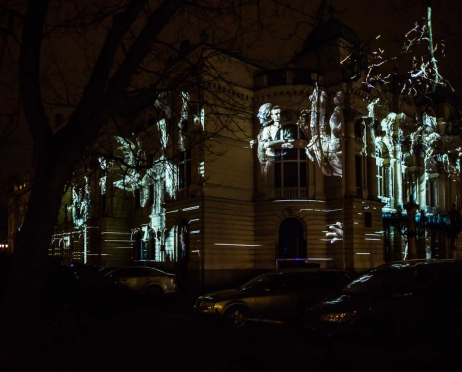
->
(303, 259, 462, 345)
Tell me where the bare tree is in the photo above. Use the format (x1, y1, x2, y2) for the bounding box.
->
(0, 0, 278, 361)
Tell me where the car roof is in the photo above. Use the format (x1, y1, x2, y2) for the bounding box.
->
(108, 266, 171, 274)
(376, 259, 461, 270)
(268, 268, 352, 275)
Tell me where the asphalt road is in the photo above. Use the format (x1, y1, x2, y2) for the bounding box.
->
(3, 293, 462, 372)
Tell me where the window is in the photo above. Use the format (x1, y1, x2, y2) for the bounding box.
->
(179, 149, 191, 189)
(274, 149, 307, 189)
(135, 189, 140, 209)
(101, 194, 106, 214)
(147, 154, 154, 167)
(148, 184, 154, 206)
(272, 124, 307, 199)
(384, 166, 391, 198)
(355, 155, 362, 190)
(365, 212, 372, 228)
(429, 179, 438, 207)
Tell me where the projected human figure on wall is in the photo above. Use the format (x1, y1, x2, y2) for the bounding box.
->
(256, 104, 288, 176)
(256, 103, 273, 173)
(326, 91, 344, 177)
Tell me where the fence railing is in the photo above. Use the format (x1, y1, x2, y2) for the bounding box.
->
(274, 187, 307, 199)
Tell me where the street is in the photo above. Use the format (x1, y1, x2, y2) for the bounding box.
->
(2, 292, 461, 372)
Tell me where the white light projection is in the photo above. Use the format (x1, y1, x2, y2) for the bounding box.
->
(255, 87, 344, 179)
(69, 176, 91, 228)
(305, 87, 343, 177)
(178, 92, 189, 151)
(326, 222, 344, 244)
(256, 103, 286, 175)
(113, 136, 141, 192)
(99, 158, 107, 195)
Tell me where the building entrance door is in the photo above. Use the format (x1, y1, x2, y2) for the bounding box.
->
(278, 217, 306, 259)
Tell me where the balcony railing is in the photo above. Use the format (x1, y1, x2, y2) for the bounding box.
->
(275, 188, 307, 199)
(426, 206, 438, 215)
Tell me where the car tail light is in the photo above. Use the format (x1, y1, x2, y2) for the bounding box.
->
(170, 276, 176, 285)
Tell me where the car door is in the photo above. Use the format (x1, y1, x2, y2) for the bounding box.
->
(371, 268, 426, 337)
(115, 268, 149, 292)
(253, 273, 306, 322)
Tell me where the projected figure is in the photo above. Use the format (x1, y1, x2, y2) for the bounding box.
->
(326, 91, 344, 177)
(256, 103, 273, 173)
(256, 104, 288, 175)
(306, 87, 336, 176)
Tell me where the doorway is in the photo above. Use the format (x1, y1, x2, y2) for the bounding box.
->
(278, 217, 306, 259)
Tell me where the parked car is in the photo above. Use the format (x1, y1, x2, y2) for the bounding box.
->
(193, 268, 353, 327)
(98, 266, 121, 276)
(303, 259, 462, 345)
(103, 266, 176, 298)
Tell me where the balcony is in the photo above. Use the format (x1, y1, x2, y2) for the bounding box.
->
(275, 188, 307, 199)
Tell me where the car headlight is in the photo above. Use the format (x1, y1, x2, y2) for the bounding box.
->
(196, 299, 215, 310)
(322, 311, 356, 323)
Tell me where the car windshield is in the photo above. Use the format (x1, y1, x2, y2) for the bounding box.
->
(239, 273, 275, 292)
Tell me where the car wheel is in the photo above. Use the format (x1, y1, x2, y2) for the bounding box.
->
(146, 285, 164, 298)
(223, 306, 248, 328)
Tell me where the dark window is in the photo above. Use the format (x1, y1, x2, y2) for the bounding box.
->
(300, 161, 307, 187)
(365, 212, 372, 228)
(149, 184, 154, 205)
(179, 150, 191, 189)
(101, 194, 106, 214)
(284, 163, 298, 187)
(135, 189, 140, 209)
(355, 155, 362, 189)
(147, 234, 156, 261)
(274, 146, 307, 191)
(117, 268, 154, 277)
(147, 154, 154, 167)
(283, 149, 298, 160)
(275, 163, 281, 188)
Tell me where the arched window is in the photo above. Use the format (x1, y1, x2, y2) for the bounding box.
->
(376, 143, 392, 208)
(133, 231, 144, 261)
(146, 231, 156, 261)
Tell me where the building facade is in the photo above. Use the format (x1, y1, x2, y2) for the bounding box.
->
(8, 19, 462, 286)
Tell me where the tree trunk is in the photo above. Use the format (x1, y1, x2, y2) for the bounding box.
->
(0, 154, 69, 364)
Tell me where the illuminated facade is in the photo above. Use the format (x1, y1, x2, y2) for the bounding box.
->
(8, 18, 462, 285)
